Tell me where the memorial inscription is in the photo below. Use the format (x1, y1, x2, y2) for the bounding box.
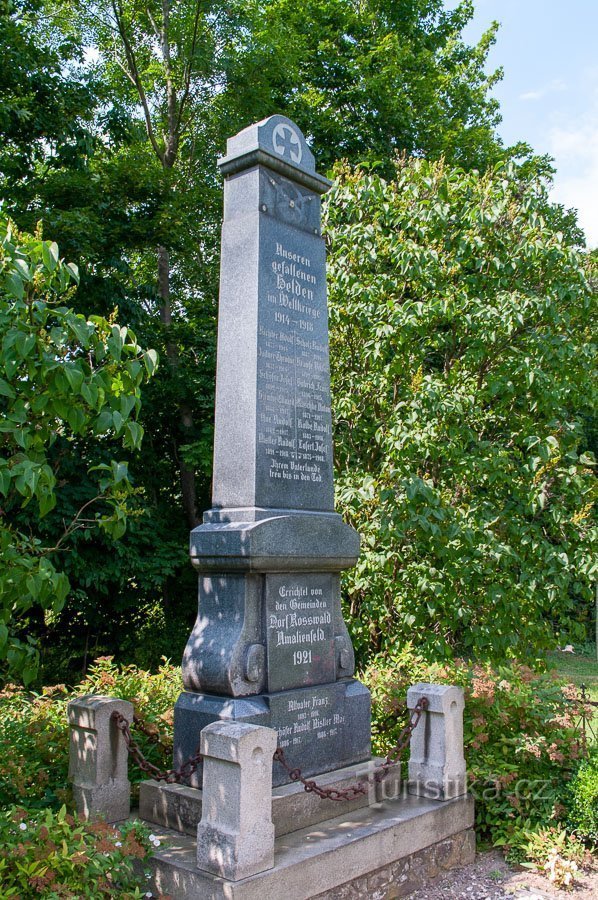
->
(265, 574, 335, 692)
(270, 684, 346, 764)
(255, 218, 333, 510)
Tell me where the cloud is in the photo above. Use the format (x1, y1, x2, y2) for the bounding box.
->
(519, 79, 567, 103)
(548, 91, 598, 248)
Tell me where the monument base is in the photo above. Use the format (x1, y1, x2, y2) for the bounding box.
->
(173, 679, 371, 787)
(144, 794, 475, 900)
(140, 758, 402, 838)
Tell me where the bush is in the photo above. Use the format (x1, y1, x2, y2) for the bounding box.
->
(0, 805, 153, 898)
(364, 647, 589, 861)
(325, 159, 597, 665)
(0, 217, 157, 683)
(0, 658, 178, 812)
(566, 748, 598, 843)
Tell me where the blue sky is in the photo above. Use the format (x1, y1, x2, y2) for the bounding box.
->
(450, 0, 598, 247)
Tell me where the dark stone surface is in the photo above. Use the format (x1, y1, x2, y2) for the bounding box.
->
(218, 114, 332, 195)
(254, 208, 333, 511)
(180, 562, 357, 698)
(174, 116, 371, 786)
(173, 680, 371, 788)
(210, 159, 333, 514)
(265, 573, 335, 692)
(189, 512, 359, 571)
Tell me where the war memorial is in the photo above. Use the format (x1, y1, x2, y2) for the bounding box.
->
(68, 115, 473, 899)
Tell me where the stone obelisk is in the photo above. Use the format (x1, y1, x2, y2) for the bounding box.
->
(173, 116, 371, 786)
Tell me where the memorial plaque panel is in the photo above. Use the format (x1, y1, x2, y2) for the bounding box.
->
(270, 683, 345, 771)
(255, 213, 334, 511)
(265, 573, 335, 692)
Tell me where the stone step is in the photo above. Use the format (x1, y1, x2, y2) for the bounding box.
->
(140, 759, 401, 839)
(146, 793, 474, 900)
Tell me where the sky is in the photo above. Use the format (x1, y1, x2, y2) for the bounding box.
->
(450, 0, 598, 248)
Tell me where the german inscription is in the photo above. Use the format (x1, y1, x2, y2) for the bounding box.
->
(255, 214, 334, 510)
(266, 574, 335, 692)
(268, 683, 347, 776)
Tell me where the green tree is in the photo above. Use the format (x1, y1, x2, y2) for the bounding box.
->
(0, 217, 157, 682)
(325, 159, 597, 665)
(221, 0, 510, 174)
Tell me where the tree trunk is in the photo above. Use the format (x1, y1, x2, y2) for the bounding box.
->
(157, 244, 199, 529)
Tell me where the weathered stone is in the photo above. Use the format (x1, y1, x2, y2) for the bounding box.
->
(174, 680, 370, 788)
(196, 722, 277, 881)
(407, 683, 466, 800)
(68, 694, 133, 823)
(147, 794, 475, 899)
(139, 758, 401, 837)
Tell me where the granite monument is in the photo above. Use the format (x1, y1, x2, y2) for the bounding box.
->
(173, 115, 371, 786)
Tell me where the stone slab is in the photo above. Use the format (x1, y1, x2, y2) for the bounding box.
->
(173, 680, 371, 788)
(139, 759, 401, 838)
(146, 793, 475, 899)
(312, 828, 476, 900)
(265, 573, 335, 691)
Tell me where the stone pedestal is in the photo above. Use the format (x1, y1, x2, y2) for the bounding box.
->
(146, 794, 475, 900)
(196, 722, 277, 880)
(172, 116, 371, 785)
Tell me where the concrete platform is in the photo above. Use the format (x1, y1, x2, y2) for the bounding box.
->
(146, 793, 474, 899)
(140, 759, 401, 839)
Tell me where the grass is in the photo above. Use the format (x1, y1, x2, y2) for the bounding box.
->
(547, 647, 598, 702)
(547, 646, 598, 746)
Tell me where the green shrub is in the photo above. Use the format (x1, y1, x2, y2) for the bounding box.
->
(0, 658, 178, 811)
(0, 217, 158, 683)
(326, 159, 597, 665)
(364, 648, 587, 858)
(0, 805, 152, 898)
(566, 748, 598, 843)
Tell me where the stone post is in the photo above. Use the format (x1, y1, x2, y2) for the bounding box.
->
(68, 694, 133, 822)
(196, 722, 278, 881)
(407, 683, 466, 801)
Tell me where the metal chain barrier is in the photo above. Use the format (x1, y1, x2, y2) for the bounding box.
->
(112, 711, 202, 784)
(112, 695, 429, 799)
(373, 696, 429, 783)
(273, 696, 429, 800)
(272, 747, 368, 801)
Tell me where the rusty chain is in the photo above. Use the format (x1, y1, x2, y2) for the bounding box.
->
(112, 695, 429, 799)
(272, 747, 368, 801)
(132, 713, 172, 754)
(111, 711, 202, 784)
(374, 696, 429, 783)
(273, 696, 429, 800)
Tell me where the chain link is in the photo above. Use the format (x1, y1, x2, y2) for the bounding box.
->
(112, 695, 429, 798)
(272, 748, 368, 801)
(373, 696, 429, 783)
(273, 696, 429, 799)
(111, 711, 202, 784)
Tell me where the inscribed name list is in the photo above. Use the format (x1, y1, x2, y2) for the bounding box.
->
(255, 214, 334, 510)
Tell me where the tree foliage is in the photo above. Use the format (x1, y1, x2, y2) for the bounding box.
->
(325, 159, 597, 664)
(0, 218, 157, 681)
(223, 0, 508, 174)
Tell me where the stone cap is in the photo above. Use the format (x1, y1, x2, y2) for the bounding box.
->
(189, 512, 360, 572)
(68, 694, 134, 729)
(218, 115, 332, 195)
(407, 683, 464, 714)
(200, 721, 278, 763)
